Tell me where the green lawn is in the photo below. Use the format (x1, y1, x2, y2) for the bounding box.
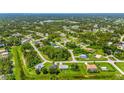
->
(108, 57, 116, 61)
(115, 62, 124, 72)
(55, 62, 122, 80)
(95, 62, 116, 72)
(40, 52, 52, 61)
(74, 48, 107, 61)
(75, 57, 107, 61)
(60, 63, 87, 75)
(11, 46, 26, 80)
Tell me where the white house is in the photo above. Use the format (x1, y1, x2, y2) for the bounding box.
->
(95, 54, 102, 59)
(59, 63, 68, 70)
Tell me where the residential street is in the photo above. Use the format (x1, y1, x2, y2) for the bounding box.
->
(110, 62, 124, 75)
(120, 35, 124, 42)
(30, 41, 48, 62)
(68, 49, 77, 62)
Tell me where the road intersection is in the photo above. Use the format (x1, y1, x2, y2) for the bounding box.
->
(30, 40, 124, 75)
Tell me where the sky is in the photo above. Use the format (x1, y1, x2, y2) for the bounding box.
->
(0, 0, 124, 13)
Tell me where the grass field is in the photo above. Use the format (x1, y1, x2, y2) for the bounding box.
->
(95, 62, 116, 72)
(75, 57, 107, 61)
(59, 63, 87, 75)
(11, 46, 26, 80)
(115, 62, 124, 72)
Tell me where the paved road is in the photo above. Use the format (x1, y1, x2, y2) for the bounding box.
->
(110, 55, 121, 62)
(22, 53, 26, 66)
(110, 62, 124, 75)
(56, 42, 77, 62)
(55, 60, 109, 63)
(30, 41, 48, 62)
(68, 49, 77, 62)
(120, 35, 124, 42)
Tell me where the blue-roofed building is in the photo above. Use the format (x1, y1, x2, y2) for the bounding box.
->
(80, 54, 88, 58)
(0, 44, 5, 47)
(34, 63, 44, 70)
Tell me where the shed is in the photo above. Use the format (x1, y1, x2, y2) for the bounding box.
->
(101, 67, 108, 71)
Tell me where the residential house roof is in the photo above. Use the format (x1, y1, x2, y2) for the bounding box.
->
(0, 44, 5, 47)
(49, 64, 58, 69)
(80, 54, 87, 58)
(35, 63, 44, 70)
(86, 64, 97, 70)
(95, 54, 102, 59)
(59, 64, 68, 69)
(101, 67, 108, 71)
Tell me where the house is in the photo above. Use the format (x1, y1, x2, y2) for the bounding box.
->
(60, 33, 66, 37)
(49, 64, 58, 69)
(100, 67, 108, 71)
(34, 40, 41, 45)
(86, 64, 97, 72)
(1, 51, 9, 57)
(0, 48, 9, 58)
(12, 33, 22, 37)
(71, 25, 79, 30)
(34, 63, 44, 70)
(50, 42, 60, 48)
(0, 75, 6, 80)
(95, 54, 102, 59)
(80, 54, 88, 58)
(84, 48, 95, 52)
(117, 42, 124, 49)
(59, 63, 68, 70)
(21, 38, 32, 44)
(108, 42, 113, 46)
(0, 48, 6, 53)
(45, 33, 49, 37)
(0, 44, 5, 47)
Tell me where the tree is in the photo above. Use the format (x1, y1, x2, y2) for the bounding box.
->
(71, 64, 80, 71)
(49, 67, 60, 75)
(42, 67, 48, 74)
(35, 69, 41, 75)
(41, 46, 71, 61)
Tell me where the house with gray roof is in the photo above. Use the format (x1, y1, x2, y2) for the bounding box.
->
(34, 63, 44, 70)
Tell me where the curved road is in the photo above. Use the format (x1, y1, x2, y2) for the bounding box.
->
(30, 41, 48, 62)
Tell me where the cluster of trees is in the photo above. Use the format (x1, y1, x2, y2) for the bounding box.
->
(35, 66, 60, 75)
(73, 47, 89, 55)
(102, 45, 117, 55)
(66, 42, 77, 49)
(70, 64, 80, 71)
(6, 37, 21, 46)
(21, 43, 41, 68)
(114, 49, 124, 60)
(40, 46, 71, 61)
(0, 56, 14, 79)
